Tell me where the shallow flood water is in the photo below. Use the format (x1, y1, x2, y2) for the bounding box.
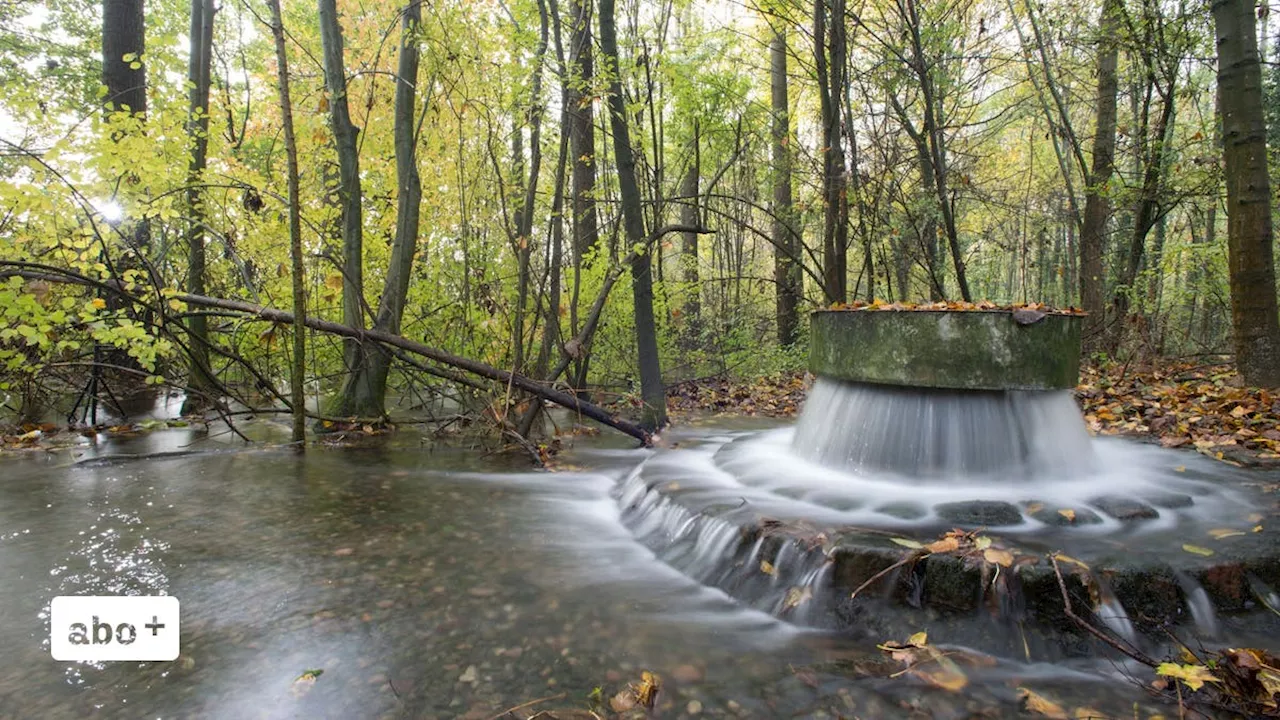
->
(0, 421, 1264, 719)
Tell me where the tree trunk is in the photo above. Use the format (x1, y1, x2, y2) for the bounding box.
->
(182, 0, 216, 415)
(771, 26, 801, 344)
(102, 0, 147, 116)
(333, 0, 423, 418)
(679, 124, 701, 344)
(266, 0, 307, 445)
(318, 0, 366, 408)
(600, 0, 665, 430)
(567, 0, 599, 391)
(1214, 0, 1280, 386)
(1079, 0, 1120, 350)
(813, 0, 848, 304)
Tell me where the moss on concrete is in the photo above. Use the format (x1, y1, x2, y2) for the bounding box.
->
(810, 310, 1082, 391)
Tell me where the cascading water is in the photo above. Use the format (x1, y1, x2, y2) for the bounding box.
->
(792, 377, 1095, 478)
(609, 309, 1279, 654)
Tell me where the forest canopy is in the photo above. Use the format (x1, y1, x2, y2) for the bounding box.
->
(0, 0, 1277, 440)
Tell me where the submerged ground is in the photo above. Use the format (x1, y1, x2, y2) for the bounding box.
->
(0, 416, 1276, 719)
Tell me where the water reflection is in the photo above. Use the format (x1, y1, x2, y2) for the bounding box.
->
(0, 427, 1260, 718)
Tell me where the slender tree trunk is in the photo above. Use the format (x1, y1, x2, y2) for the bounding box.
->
(1214, 0, 1280, 385)
(600, 0, 665, 430)
(183, 0, 216, 414)
(679, 123, 701, 345)
(567, 0, 599, 391)
(102, 0, 147, 116)
(814, 0, 847, 304)
(333, 0, 423, 418)
(318, 0, 366, 407)
(266, 0, 307, 445)
(1079, 0, 1119, 350)
(512, 0, 550, 376)
(771, 27, 800, 344)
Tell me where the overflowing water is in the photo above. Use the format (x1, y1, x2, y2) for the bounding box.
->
(793, 378, 1096, 477)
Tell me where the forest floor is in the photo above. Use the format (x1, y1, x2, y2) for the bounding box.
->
(666, 362, 1280, 468)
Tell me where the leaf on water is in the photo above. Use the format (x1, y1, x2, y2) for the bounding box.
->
(291, 669, 324, 697)
(760, 560, 777, 576)
(633, 671, 660, 709)
(983, 548, 1015, 567)
(608, 689, 637, 712)
(1018, 687, 1068, 719)
(925, 536, 961, 554)
(1156, 662, 1218, 691)
(1208, 528, 1246, 540)
(907, 631, 928, 647)
(1072, 708, 1109, 719)
(783, 586, 812, 611)
(1058, 508, 1077, 522)
(974, 536, 993, 550)
(1174, 465, 1186, 472)
(1181, 544, 1215, 557)
(909, 652, 968, 692)
(891, 537, 925, 549)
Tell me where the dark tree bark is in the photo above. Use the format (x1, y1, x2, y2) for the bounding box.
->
(1079, 0, 1120, 350)
(567, 0, 600, 391)
(599, 0, 665, 430)
(318, 0, 366, 408)
(102, 0, 147, 116)
(813, 0, 848, 304)
(770, 27, 801, 344)
(334, 0, 424, 417)
(266, 0, 307, 444)
(1214, 0, 1280, 385)
(182, 0, 216, 414)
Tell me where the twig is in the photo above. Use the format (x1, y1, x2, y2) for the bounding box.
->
(1049, 554, 1157, 667)
(850, 552, 921, 600)
(486, 691, 567, 720)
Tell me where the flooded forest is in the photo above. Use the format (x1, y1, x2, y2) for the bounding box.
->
(2, 0, 1280, 717)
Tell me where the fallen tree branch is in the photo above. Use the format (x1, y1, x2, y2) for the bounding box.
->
(0, 260, 651, 443)
(170, 292, 652, 444)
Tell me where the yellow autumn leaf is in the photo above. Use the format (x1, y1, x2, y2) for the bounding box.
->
(1182, 544, 1215, 557)
(1053, 553, 1090, 570)
(974, 535, 993, 550)
(91, 297, 106, 310)
(909, 653, 968, 692)
(984, 548, 1014, 567)
(1156, 662, 1218, 691)
(907, 631, 928, 647)
(926, 536, 961, 553)
(1058, 508, 1077, 522)
(1018, 687, 1068, 719)
(783, 586, 812, 611)
(1208, 528, 1246, 540)
(760, 560, 776, 575)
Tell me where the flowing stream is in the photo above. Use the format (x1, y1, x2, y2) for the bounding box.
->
(0, 422, 1274, 719)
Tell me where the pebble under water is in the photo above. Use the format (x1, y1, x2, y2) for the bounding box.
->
(0, 421, 1274, 719)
